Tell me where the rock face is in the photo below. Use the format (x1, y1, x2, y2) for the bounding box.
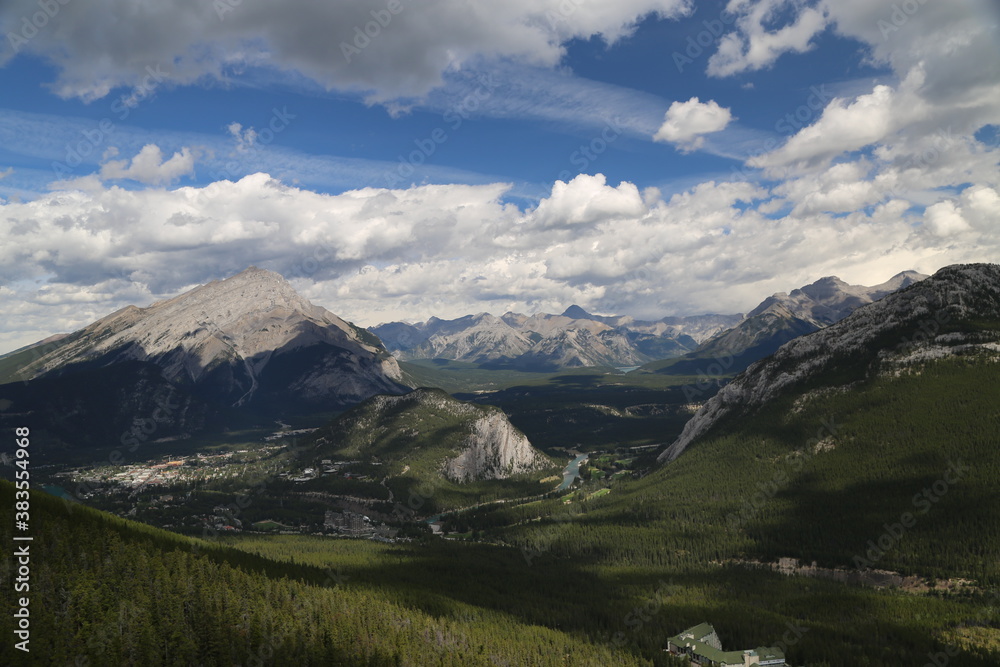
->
(370, 308, 739, 370)
(4, 266, 407, 416)
(310, 388, 550, 484)
(406, 313, 535, 363)
(443, 410, 548, 483)
(658, 263, 1000, 463)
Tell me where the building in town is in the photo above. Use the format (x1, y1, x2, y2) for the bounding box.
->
(666, 623, 785, 666)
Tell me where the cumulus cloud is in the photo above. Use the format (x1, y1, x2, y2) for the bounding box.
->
(751, 83, 900, 171)
(99, 144, 197, 185)
(923, 186, 1000, 238)
(739, 0, 1000, 175)
(0, 0, 692, 104)
(716, 0, 1000, 253)
(924, 201, 971, 237)
(1, 171, 997, 353)
(773, 161, 878, 215)
(530, 174, 647, 228)
(653, 97, 733, 151)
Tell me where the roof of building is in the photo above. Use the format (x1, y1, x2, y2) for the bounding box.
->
(681, 642, 745, 665)
(668, 623, 785, 666)
(673, 622, 716, 643)
(755, 646, 786, 661)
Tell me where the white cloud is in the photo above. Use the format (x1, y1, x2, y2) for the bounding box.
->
(47, 174, 105, 193)
(0, 0, 692, 104)
(923, 186, 1000, 238)
(924, 200, 971, 237)
(530, 174, 647, 228)
(724, 0, 1000, 250)
(653, 97, 733, 151)
(227, 123, 258, 153)
(99, 144, 197, 185)
(2, 171, 997, 353)
(743, 1, 1000, 174)
(707, 0, 829, 77)
(751, 83, 901, 171)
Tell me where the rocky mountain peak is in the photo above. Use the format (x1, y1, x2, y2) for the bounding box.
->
(869, 270, 926, 295)
(168, 265, 318, 322)
(10, 267, 404, 410)
(796, 276, 853, 300)
(746, 271, 928, 327)
(561, 305, 593, 319)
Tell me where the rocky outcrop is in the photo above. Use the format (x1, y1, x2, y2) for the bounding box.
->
(659, 264, 1000, 463)
(310, 388, 550, 484)
(443, 410, 549, 483)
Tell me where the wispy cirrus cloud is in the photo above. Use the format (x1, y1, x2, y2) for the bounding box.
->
(0, 108, 503, 197)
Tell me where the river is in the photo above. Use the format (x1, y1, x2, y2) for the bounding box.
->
(425, 453, 590, 523)
(557, 453, 589, 491)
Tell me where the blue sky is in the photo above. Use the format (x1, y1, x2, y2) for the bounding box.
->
(0, 0, 998, 353)
(0, 2, 886, 199)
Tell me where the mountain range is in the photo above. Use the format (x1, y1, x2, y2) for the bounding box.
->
(2, 262, 998, 666)
(371, 309, 740, 370)
(658, 263, 998, 462)
(373, 271, 926, 372)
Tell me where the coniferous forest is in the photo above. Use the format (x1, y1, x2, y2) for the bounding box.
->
(3, 348, 1000, 665)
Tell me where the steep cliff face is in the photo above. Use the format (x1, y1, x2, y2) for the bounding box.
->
(659, 264, 1000, 463)
(443, 410, 549, 482)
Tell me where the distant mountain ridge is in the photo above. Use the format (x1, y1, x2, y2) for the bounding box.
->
(371, 309, 741, 370)
(658, 263, 1000, 462)
(746, 271, 927, 326)
(373, 272, 926, 372)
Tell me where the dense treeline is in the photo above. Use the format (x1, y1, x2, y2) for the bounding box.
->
(3, 352, 998, 665)
(485, 357, 1000, 577)
(0, 484, 656, 666)
(457, 355, 1000, 663)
